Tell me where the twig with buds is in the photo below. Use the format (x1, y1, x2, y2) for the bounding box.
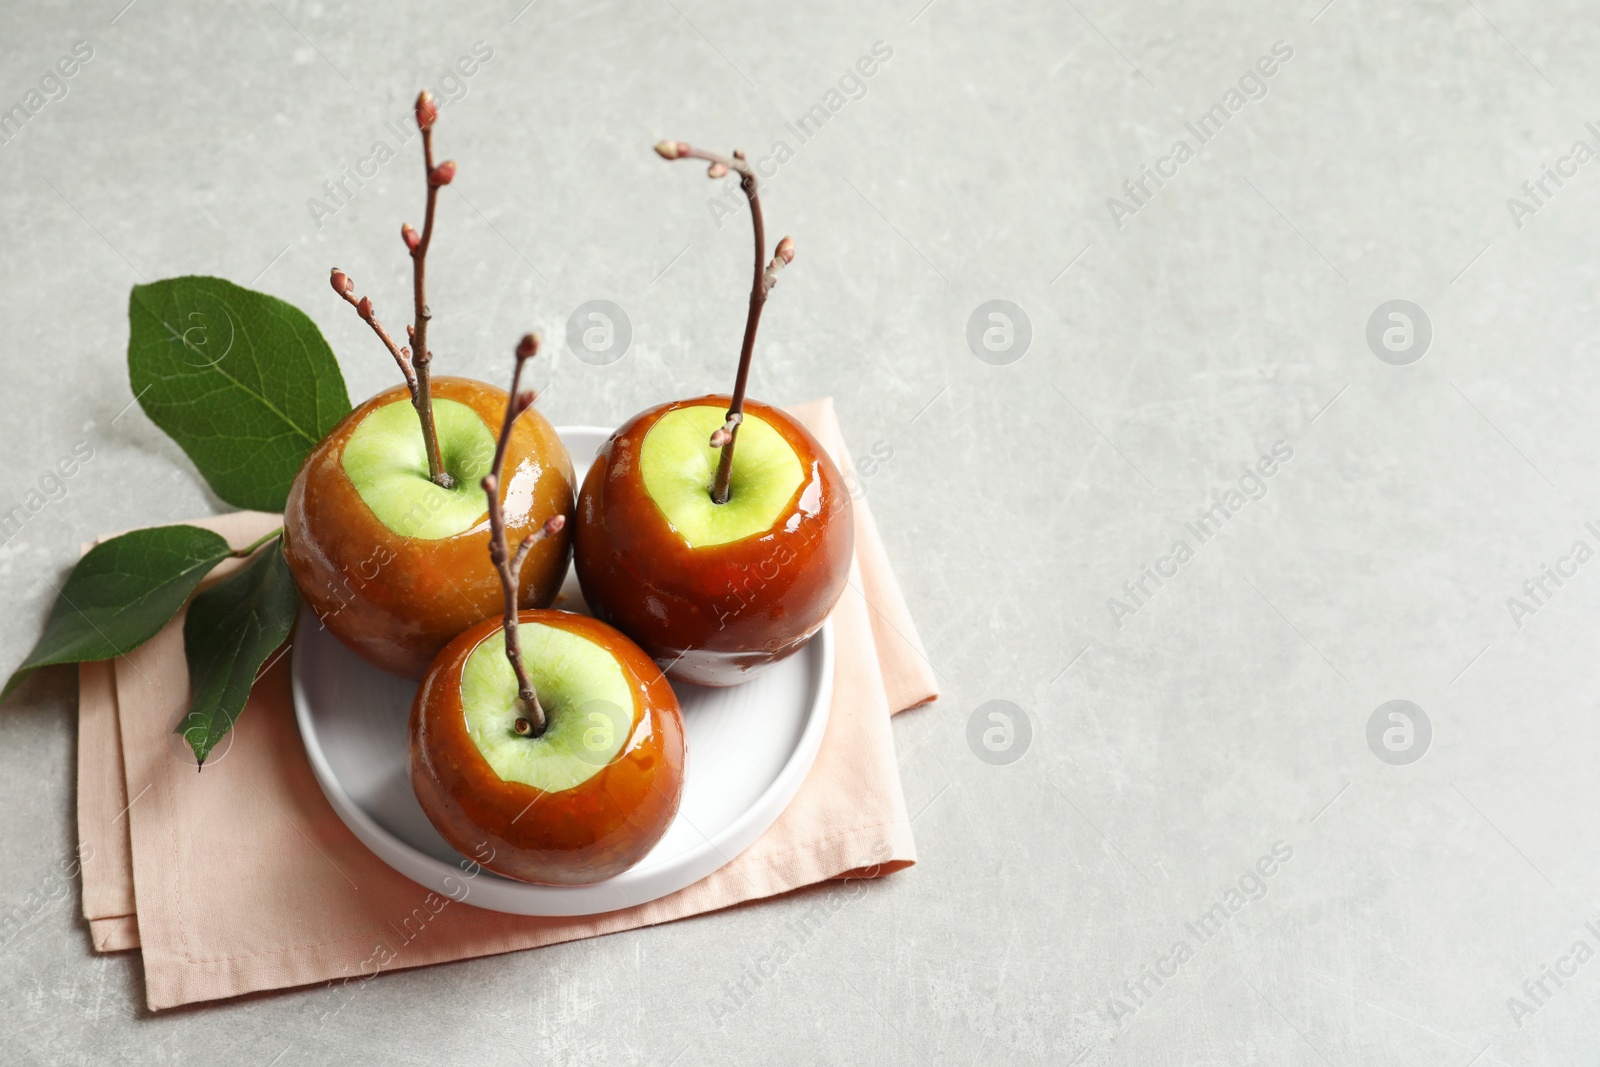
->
(654, 140, 796, 505)
(329, 91, 458, 489)
(329, 269, 418, 393)
(482, 333, 564, 738)
(408, 91, 456, 488)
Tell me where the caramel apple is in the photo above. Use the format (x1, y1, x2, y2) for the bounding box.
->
(410, 336, 684, 884)
(572, 141, 853, 686)
(575, 394, 852, 686)
(282, 375, 573, 677)
(282, 92, 574, 677)
(410, 609, 684, 884)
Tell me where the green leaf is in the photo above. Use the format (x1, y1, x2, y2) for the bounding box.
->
(2, 525, 234, 701)
(128, 276, 352, 512)
(176, 540, 299, 766)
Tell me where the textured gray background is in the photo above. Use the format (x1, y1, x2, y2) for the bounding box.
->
(1, 0, 1596, 1063)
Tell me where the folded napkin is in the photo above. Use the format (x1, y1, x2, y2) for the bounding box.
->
(76, 398, 937, 1010)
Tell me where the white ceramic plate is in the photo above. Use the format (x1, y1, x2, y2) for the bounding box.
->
(291, 425, 833, 916)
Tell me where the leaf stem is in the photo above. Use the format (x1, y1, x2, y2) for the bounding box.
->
(230, 527, 283, 558)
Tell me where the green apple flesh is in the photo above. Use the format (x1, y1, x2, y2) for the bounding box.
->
(340, 397, 497, 539)
(459, 622, 632, 793)
(638, 406, 803, 547)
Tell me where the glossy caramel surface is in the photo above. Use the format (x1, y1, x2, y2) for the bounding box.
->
(283, 377, 575, 678)
(409, 610, 686, 885)
(574, 396, 853, 686)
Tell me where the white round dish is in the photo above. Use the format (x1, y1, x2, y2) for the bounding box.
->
(290, 425, 834, 916)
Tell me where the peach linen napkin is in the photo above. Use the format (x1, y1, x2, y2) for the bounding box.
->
(75, 398, 938, 1010)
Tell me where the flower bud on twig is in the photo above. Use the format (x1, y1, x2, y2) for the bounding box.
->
(330, 269, 353, 296)
(516, 333, 539, 360)
(762, 236, 795, 292)
(401, 223, 420, 251)
(708, 412, 743, 448)
(429, 160, 457, 186)
(357, 296, 374, 321)
(415, 91, 439, 132)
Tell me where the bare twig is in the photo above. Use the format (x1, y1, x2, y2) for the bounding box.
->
(655, 140, 795, 504)
(330, 269, 418, 392)
(327, 91, 458, 489)
(481, 333, 563, 737)
(409, 91, 456, 489)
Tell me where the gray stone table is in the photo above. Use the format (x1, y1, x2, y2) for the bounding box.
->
(2, 0, 1596, 1063)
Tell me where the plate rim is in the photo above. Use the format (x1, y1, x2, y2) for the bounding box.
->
(289, 423, 836, 917)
